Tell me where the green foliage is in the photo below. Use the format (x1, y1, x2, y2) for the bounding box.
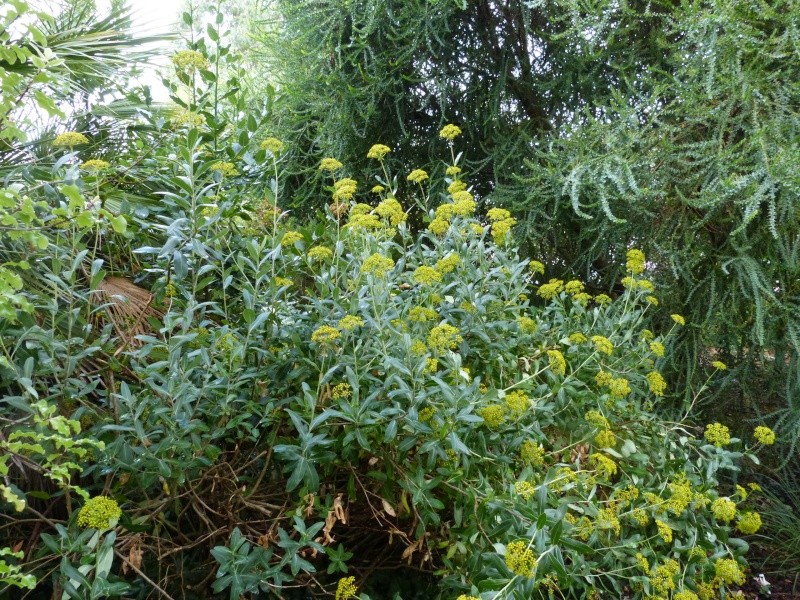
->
(249, 0, 674, 210)
(504, 0, 800, 444)
(0, 0, 792, 596)
(242, 0, 800, 467)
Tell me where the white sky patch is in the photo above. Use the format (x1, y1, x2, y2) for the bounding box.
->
(100, 0, 185, 101)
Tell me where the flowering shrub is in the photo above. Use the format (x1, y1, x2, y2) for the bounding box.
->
(190, 129, 770, 599)
(0, 23, 775, 591)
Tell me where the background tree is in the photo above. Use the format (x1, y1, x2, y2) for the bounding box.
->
(249, 0, 676, 208)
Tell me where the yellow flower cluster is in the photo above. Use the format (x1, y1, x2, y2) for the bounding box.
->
(311, 325, 341, 345)
(424, 358, 438, 374)
(307, 246, 333, 262)
(590, 453, 617, 478)
(171, 49, 209, 71)
(281, 231, 304, 247)
(632, 508, 649, 526)
(80, 159, 110, 172)
(418, 406, 435, 422)
(617, 484, 640, 505)
(704, 422, 731, 447)
(636, 553, 650, 572)
(689, 546, 707, 561)
(456, 596, 480, 600)
(736, 511, 762, 534)
(564, 280, 584, 295)
(547, 349, 566, 376)
(736, 484, 748, 500)
(173, 110, 206, 128)
(595, 293, 612, 306)
(504, 390, 529, 415)
(514, 481, 536, 500)
(573, 292, 591, 306)
(571, 515, 594, 540)
(439, 124, 462, 141)
(347, 212, 382, 230)
(646, 371, 667, 396)
(335, 576, 358, 600)
(646, 295, 659, 306)
(585, 410, 610, 430)
(332, 383, 352, 399)
(361, 253, 395, 277)
(319, 157, 344, 172)
(595, 371, 613, 387)
(591, 335, 614, 355)
(609, 377, 631, 398)
(409, 307, 437, 323)
(649, 341, 665, 357)
(486, 207, 516, 244)
(711, 360, 727, 370)
(201, 204, 220, 220)
(260, 137, 284, 154)
(428, 216, 450, 236)
(333, 178, 357, 202)
(338, 315, 364, 331)
(210, 161, 239, 177)
(528, 259, 545, 275)
(696, 581, 717, 600)
(412, 265, 442, 286)
(537, 278, 564, 300)
(666, 478, 692, 515)
(597, 507, 621, 536)
(711, 497, 736, 522)
(53, 131, 89, 147)
(520, 440, 545, 465)
(433, 253, 459, 274)
(569, 332, 587, 344)
(216, 331, 237, 353)
(754, 425, 775, 445)
(450, 191, 476, 215)
(505, 540, 537, 577)
(407, 168, 428, 183)
(594, 429, 616, 448)
(274, 277, 292, 287)
(714, 558, 745, 585)
(375, 197, 407, 225)
(77, 496, 121, 529)
(367, 144, 391, 159)
(477, 404, 506, 428)
(671, 314, 685, 326)
(626, 249, 646, 274)
(651, 560, 679, 595)
(448, 180, 467, 194)
(428, 323, 462, 353)
(516, 316, 537, 334)
(656, 519, 673, 543)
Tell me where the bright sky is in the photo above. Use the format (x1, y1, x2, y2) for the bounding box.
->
(105, 0, 185, 101)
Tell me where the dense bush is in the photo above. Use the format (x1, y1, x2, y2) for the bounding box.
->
(247, 0, 800, 464)
(1, 107, 774, 597)
(0, 2, 784, 597)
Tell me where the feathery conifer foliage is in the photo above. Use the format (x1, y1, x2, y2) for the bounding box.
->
(253, 0, 675, 206)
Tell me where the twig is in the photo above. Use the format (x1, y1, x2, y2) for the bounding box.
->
(114, 548, 176, 600)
